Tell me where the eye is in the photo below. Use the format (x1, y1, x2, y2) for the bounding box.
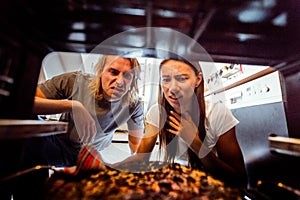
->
(161, 77, 171, 83)
(109, 68, 120, 76)
(123, 72, 133, 80)
(176, 76, 188, 82)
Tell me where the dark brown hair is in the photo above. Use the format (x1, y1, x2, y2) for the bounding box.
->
(158, 59, 206, 169)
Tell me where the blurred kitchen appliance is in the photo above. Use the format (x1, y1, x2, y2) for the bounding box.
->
(226, 71, 287, 159)
(222, 71, 300, 190)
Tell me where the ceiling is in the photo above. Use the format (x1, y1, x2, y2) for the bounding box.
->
(1, 0, 300, 68)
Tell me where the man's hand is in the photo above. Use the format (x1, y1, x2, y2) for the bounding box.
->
(72, 101, 97, 144)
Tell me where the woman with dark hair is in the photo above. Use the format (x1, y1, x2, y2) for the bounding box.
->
(136, 59, 247, 187)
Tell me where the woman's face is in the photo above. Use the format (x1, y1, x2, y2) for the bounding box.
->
(160, 60, 202, 113)
(101, 56, 134, 102)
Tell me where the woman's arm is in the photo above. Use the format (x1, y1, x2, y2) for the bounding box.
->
(195, 128, 248, 187)
(168, 111, 247, 187)
(126, 123, 159, 160)
(137, 123, 159, 153)
(214, 128, 247, 186)
(111, 123, 159, 167)
(128, 129, 144, 154)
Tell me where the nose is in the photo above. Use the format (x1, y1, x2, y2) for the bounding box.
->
(169, 79, 179, 93)
(116, 74, 125, 87)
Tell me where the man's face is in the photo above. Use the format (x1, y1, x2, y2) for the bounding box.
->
(101, 56, 134, 102)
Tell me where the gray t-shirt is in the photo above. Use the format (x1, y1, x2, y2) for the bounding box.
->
(38, 71, 144, 151)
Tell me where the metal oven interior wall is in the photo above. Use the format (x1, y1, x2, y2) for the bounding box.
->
(0, 35, 46, 119)
(282, 70, 300, 139)
(231, 102, 300, 190)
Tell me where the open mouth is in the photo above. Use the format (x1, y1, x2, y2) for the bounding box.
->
(168, 95, 181, 104)
(112, 87, 124, 94)
(169, 96, 178, 100)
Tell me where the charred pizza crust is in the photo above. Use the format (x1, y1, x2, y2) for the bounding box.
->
(45, 162, 242, 200)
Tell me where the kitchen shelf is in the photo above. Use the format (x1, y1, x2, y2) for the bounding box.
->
(205, 67, 275, 96)
(0, 119, 68, 140)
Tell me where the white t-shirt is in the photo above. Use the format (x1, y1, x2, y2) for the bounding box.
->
(145, 100, 239, 162)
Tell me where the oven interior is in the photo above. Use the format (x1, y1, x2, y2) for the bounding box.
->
(0, 0, 300, 199)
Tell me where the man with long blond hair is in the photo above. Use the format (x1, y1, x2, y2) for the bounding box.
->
(33, 55, 144, 166)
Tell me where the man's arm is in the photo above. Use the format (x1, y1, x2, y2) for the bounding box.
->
(34, 87, 97, 143)
(34, 87, 74, 114)
(35, 87, 46, 98)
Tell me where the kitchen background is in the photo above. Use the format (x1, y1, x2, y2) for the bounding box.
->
(38, 52, 283, 170)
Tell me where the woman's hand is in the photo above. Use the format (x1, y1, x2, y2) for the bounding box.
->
(72, 101, 97, 144)
(167, 111, 199, 146)
(168, 111, 211, 159)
